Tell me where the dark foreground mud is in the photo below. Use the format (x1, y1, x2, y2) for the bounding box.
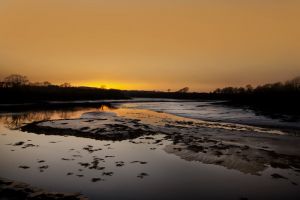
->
(21, 121, 155, 141)
(1, 105, 300, 200)
(0, 178, 87, 200)
(163, 132, 300, 176)
(20, 109, 300, 179)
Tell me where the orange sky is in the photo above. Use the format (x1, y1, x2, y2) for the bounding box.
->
(0, 0, 299, 91)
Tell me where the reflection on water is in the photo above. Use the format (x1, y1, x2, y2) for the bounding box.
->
(120, 101, 300, 131)
(9, 105, 300, 174)
(1, 123, 299, 200)
(106, 105, 286, 135)
(0, 102, 295, 135)
(0, 108, 97, 129)
(99, 104, 116, 111)
(0, 104, 118, 130)
(164, 143, 267, 175)
(0, 102, 300, 200)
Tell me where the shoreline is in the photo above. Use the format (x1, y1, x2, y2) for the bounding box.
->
(1, 104, 300, 199)
(1, 98, 299, 136)
(19, 109, 300, 175)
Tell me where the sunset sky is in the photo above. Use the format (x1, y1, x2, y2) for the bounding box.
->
(0, 0, 299, 91)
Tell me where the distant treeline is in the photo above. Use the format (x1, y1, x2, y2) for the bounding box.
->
(0, 74, 207, 103)
(123, 90, 209, 99)
(0, 74, 127, 103)
(212, 76, 300, 95)
(0, 74, 299, 116)
(0, 86, 127, 104)
(210, 77, 300, 116)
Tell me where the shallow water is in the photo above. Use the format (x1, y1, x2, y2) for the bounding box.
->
(0, 100, 299, 200)
(119, 100, 300, 130)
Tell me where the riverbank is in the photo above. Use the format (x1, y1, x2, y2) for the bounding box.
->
(20, 107, 300, 175)
(1, 102, 300, 199)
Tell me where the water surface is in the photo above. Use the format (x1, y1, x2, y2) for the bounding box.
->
(0, 100, 299, 200)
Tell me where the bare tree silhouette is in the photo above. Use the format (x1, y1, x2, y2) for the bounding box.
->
(3, 74, 29, 87)
(176, 87, 189, 93)
(60, 82, 71, 88)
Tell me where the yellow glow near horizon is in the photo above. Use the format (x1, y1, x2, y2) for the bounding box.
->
(0, 0, 300, 91)
(72, 81, 148, 90)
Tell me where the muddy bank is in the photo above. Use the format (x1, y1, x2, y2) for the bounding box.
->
(164, 133, 300, 176)
(21, 112, 157, 141)
(162, 121, 300, 175)
(0, 178, 87, 200)
(21, 121, 155, 141)
(20, 109, 300, 177)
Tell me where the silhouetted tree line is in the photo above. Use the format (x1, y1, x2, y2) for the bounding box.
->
(0, 75, 204, 103)
(123, 90, 208, 99)
(0, 74, 126, 103)
(211, 77, 300, 116)
(0, 74, 299, 117)
(213, 77, 300, 95)
(0, 74, 73, 88)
